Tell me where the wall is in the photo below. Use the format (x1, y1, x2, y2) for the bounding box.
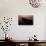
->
(0, 0, 46, 40)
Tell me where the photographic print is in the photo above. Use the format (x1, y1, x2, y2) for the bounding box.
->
(18, 15, 33, 25)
